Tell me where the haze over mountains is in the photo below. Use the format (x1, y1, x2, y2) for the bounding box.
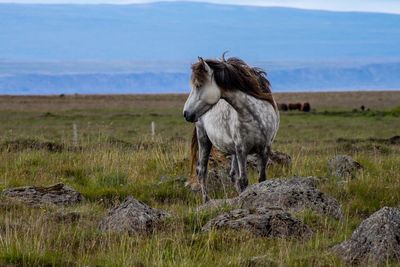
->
(1, 2, 399, 94)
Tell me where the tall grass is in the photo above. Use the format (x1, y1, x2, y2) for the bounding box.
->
(0, 105, 399, 266)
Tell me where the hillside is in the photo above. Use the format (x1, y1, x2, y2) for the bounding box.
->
(1, 2, 400, 61)
(1, 2, 400, 93)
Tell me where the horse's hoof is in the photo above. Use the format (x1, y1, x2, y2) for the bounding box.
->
(235, 179, 248, 193)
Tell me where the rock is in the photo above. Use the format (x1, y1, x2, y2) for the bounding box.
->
(186, 168, 236, 197)
(332, 207, 400, 265)
(99, 196, 170, 235)
(197, 177, 343, 219)
(206, 168, 236, 196)
(2, 183, 84, 206)
(268, 151, 292, 168)
(239, 177, 342, 219)
(247, 151, 292, 169)
(46, 211, 81, 223)
(327, 155, 363, 178)
(202, 207, 312, 238)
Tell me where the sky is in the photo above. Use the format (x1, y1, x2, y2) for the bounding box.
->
(0, 0, 400, 14)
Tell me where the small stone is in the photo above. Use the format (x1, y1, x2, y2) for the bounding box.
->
(332, 207, 400, 265)
(327, 155, 363, 178)
(2, 183, 84, 206)
(47, 211, 81, 223)
(99, 196, 170, 235)
(202, 207, 312, 238)
(247, 151, 292, 169)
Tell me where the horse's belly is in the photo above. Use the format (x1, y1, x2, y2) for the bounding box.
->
(205, 124, 235, 154)
(201, 102, 236, 154)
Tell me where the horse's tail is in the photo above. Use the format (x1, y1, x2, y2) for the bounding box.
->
(190, 127, 198, 176)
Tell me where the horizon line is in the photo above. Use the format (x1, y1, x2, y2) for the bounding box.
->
(0, 1, 400, 15)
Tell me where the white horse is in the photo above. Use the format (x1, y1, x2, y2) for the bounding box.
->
(183, 55, 280, 203)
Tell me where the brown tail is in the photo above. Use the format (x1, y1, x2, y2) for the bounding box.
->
(190, 127, 198, 176)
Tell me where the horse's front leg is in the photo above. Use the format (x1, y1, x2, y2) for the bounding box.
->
(196, 127, 212, 203)
(234, 144, 248, 193)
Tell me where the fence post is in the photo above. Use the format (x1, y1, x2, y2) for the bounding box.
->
(151, 121, 155, 139)
(73, 123, 78, 146)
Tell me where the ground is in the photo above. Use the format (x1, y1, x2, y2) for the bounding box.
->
(0, 91, 399, 266)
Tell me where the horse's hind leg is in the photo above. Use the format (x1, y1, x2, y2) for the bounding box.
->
(258, 146, 271, 183)
(234, 145, 248, 193)
(229, 155, 238, 183)
(196, 126, 212, 203)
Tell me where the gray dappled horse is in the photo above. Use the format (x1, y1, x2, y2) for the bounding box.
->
(183, 55, 280, 203)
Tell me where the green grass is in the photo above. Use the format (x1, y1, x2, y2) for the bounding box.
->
(0, 103, 399, 266)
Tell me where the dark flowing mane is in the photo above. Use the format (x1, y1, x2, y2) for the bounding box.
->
(191, 54, 276, 108)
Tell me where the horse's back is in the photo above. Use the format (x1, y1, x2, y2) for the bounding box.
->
(199, 98, 279, 154)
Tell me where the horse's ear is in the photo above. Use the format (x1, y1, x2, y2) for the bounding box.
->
(198, 57, 212, 75)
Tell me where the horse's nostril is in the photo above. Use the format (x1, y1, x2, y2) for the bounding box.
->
(183, 111, 195, 122)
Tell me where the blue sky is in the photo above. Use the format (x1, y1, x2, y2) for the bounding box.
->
(1, 0, 400, 14)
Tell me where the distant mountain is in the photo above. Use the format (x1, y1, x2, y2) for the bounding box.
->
(1, 2, 400, 62)
(1, 2, 400, 93)
(1, 62, 399, 94)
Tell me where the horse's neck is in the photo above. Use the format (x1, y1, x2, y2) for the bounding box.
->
(222, 90, 260, 117)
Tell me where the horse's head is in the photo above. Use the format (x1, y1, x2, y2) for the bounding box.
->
(183, 57, 221, 122)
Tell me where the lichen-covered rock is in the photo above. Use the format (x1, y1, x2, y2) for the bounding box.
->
(239, 177, 342, 219)
(202, 207, 312, 238)
(327, 155, 362, 178)
(332, 207, 400, 265)
(2, 183, 84, 206)
(99, 196, 170, 235)
(197, 177, 343, 219)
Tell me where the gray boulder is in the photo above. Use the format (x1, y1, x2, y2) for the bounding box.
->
(99, 196, 170, 235)
(328, 155, 363, 178)
(197, 177, 343, 219)
(202, 207, 312, 238)
(2, 183, 84, 206)
(332, 207, 400, 265)
(239, 177, 343, 219)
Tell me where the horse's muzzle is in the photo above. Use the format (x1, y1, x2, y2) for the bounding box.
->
(183, 111, 196, 122)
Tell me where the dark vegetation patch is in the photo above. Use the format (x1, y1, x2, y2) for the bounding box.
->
(81, 176, 195, 206)
(105, 136, 168, 151)
(109, 113, 142, 119)
(336, 135, 399, 154)
(337, 135, 400, 145)
(1, 249, 75, 267)
(0, 138, 66, 153)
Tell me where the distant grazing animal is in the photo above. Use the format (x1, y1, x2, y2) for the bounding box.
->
(278, 103, 288, 111)
(302, 102, 311, 112)
(183, 54, 280, 203)
(360, 105, 365, 111)
(288, 103, 302, 111)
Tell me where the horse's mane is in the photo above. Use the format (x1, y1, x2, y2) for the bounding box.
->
(191, 54, 276, 108)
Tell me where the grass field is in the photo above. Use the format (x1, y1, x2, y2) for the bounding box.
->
(0, 92, 399, 266)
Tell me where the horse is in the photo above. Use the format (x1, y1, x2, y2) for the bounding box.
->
(183, 55, 280, 203)
(278, 103, 288, 111)
(302, 102, 311, 112)
(288, 103, 302, 111)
